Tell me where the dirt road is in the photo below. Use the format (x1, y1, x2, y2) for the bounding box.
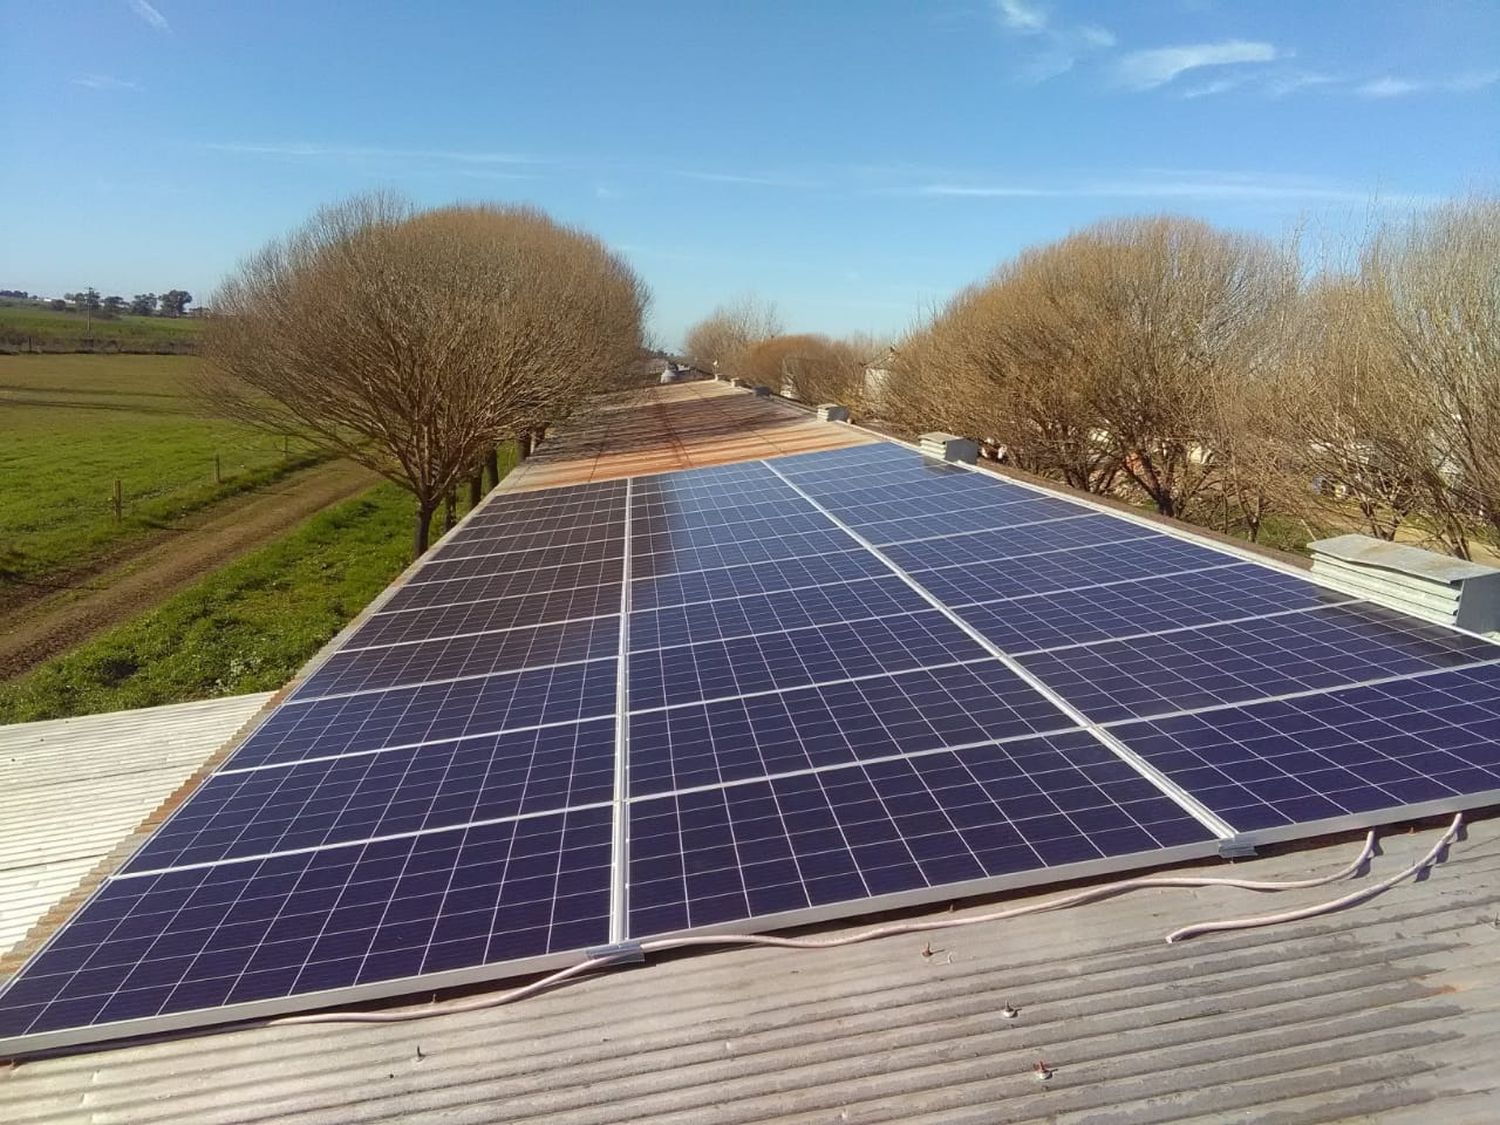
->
(0, 460, 380, 679)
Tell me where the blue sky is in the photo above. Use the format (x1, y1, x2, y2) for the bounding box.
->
(2, 1, 1497, 348)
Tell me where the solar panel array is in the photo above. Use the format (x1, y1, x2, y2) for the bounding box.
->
(4, 441, 1499, 1055)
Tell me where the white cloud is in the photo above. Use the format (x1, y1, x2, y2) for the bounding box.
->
(1264, 71, 1337, 97)
(1181, 76, 1251, 99)
(1356, 70, 1494, 98)
(1449, 70, 1500, 92)
(996, 0, 1047, 34)
(206, 142, 541, 165)
(994, 1, 1115, 84)
(913, 170, 1439, 207)
(73, 74, 142, 92)
(1357, 70, 1499, 98)
(127, 0, 169, 31)
(671, 170, 820, 189)
(1357, 76, 1423, 98)
(1115, 40, 1279, 91)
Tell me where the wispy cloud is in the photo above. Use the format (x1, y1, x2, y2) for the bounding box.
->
(1181, 68, 1335, 100)
(1356, 70, 1500, 98)
(127, 0, 169, 32)
(670, 170, 821, 189)
(1115, 40, 1279, 91)
(206, 142, 542, 165)
(911, 170, 1439, 207)
(993, 0, 1115, 83)
(996, 0, 1047, 33)
(73, 74, 142, 92)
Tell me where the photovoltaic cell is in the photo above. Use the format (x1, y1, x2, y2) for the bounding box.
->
(627, 731, 1216, 937)
(291, 615, 619, 701)
(633, 512, 835, 555)
(630, 550, 891, 612)
(412, 538, 623, 585)
(628, 576, 932, 652)
(852, 496, 1093, 546)
(630, 528, 856, 577)
(0, 807, 613, 1044)
(909, 537, 1234, 607)
(628, 611, 988, 711)
(880, 515, 1160, 571)
(1019, 602, 1500, 724)
(122, 718, 618, 872)
(432, 519, 625, 560)
(347, 582, 619, 649)
(628, 660, 1076, 796)
(953, 564, 1356, 655)
(1112, 661, 1500, 834)
(231, 659, 618, 769)
(831, 483, 1046, 525)
(380, 558, 623, 613)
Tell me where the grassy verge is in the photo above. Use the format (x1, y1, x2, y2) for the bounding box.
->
(0, 303, 203, 353)
(0, 354, 329, 585)
(0, 447, 519, 723)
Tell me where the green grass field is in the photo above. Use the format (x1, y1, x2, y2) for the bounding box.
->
(0, 354, 325, 585)
(0, 458, 517, 722)
(0, 484, 411, 720)
(0, 303, 203, 352)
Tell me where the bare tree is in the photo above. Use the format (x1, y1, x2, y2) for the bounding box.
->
(201, 194, 647, 554)
(682, 295, 781, 376)
(740, 333, 867, 405)
(889, 218, 1292, 518)
(1374, 197, 1500, 550)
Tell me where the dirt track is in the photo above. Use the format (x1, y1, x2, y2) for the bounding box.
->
(0, 460, 379, 679)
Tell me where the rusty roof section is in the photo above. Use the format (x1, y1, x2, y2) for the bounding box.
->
(500, 379, 878, 492)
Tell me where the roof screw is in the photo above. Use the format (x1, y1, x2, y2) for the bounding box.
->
(1034, 1060, 1053, 1082)
(1000, 1001, 1020, 1019)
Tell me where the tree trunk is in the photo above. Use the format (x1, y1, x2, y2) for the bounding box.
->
(518, 433, 532, 459)
(485, 447, 500, 489)
(414, 501, 435, 556)
(443, 490, 457, 532)
(469, 474, 482, 508)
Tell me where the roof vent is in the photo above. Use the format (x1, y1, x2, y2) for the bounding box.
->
(752, 385, 772, 397)
(919, 432, 978, 464)
(817, 404, 850, 422)
(1308, 534, 1500, 635)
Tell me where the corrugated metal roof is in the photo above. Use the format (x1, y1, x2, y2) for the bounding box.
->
(0, 694, 272, 959)
(4, 818, 1498, 1122)
(4, 384, 1500, 1119)
(502, 379, 878, 491)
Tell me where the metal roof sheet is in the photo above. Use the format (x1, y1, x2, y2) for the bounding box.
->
(0, 694, 273, 960)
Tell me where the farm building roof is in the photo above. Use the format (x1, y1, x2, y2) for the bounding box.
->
(3, 378, 1499, 1121)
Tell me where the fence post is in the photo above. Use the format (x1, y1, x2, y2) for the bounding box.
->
(112, 479, 123, 522)
(214, 454, 222, 484)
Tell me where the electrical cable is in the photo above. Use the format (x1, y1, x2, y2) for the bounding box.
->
(1164, 813, 1462, 944)
(271, 823, 1433, 1028)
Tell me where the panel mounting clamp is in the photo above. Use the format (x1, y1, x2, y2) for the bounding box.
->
(586, 940, 645, 964)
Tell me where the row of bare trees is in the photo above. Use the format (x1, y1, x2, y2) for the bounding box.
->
(874, 201, 1498, 558)
(683, 297, 880, 409)
(201, 194, 647, 553)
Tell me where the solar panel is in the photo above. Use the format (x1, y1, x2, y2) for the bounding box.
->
(1016, 601, 1497, 723)
(953, 563, 1357, 655)
(5, 436, 1499, 1056)
(627, 662, 1081, 795)
(1111, 662, 1500, 840)
(628, 731, 1217, 937)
